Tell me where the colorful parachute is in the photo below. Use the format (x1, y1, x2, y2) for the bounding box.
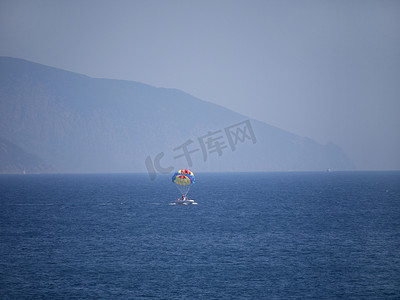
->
(172, 169, 195, 196)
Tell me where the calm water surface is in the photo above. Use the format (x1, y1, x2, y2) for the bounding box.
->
(1, 172, 399, 299)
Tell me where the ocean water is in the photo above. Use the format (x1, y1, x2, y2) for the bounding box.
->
(0, 172, 399, 299)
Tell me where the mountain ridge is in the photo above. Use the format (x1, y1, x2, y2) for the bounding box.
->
(0, 57, 355, 174)
(0, 137, 54, 174)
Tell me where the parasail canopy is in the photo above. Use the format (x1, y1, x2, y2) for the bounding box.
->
(172, 169, 195, 196)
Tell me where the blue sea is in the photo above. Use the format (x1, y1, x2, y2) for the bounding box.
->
(1, 172, 399, 299)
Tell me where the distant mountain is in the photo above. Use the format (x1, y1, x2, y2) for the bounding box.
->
(0, 137, 54, 174)
(0, 57, 355, 174)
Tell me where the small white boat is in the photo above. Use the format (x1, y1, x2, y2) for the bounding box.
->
(175, 197, 197, 205)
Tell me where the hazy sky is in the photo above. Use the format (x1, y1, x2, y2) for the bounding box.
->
(1, 0, 399, 170)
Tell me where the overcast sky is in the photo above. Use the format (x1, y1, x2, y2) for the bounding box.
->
(1, 0, 399, 170)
